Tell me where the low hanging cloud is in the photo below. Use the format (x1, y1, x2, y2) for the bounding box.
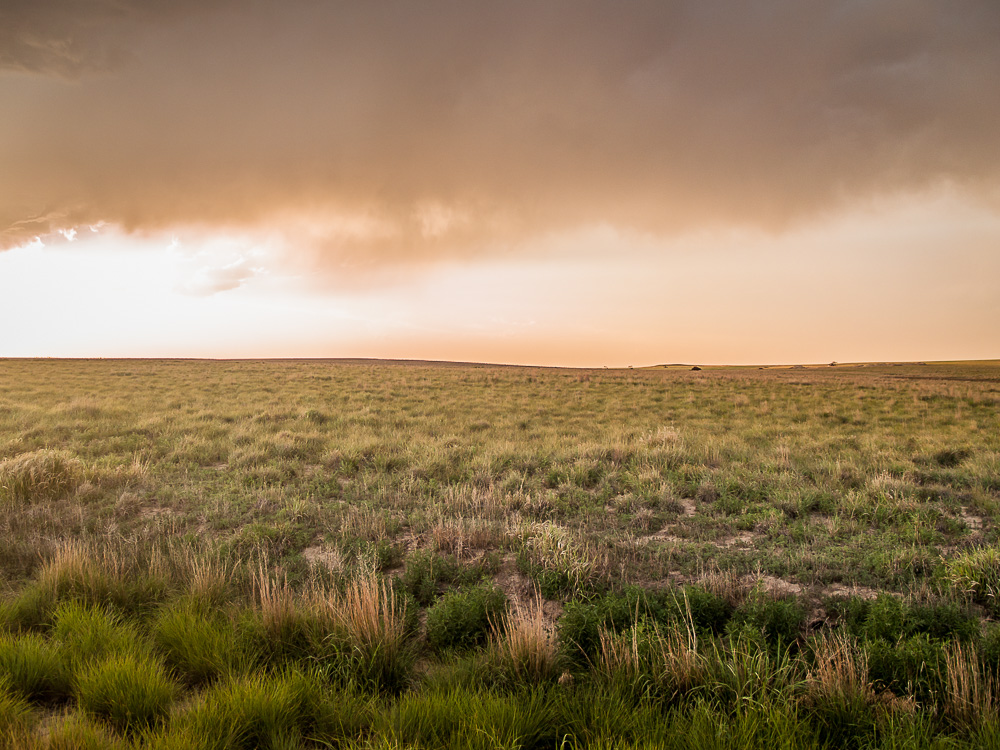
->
(2, 0, 999, 275)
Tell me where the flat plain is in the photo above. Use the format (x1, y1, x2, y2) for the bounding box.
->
(0, 358, 999, 748)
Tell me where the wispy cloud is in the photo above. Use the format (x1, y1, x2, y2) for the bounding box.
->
(178, 256, 261, 296)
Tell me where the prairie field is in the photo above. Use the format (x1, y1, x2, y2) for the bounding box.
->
(1, 358, 999, 749)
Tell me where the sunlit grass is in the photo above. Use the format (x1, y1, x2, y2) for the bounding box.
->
(0, 358, 998, 747)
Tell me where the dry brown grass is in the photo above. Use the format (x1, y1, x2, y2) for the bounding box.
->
(0, 450, 83, 505)
(804, 633, 873, 708)
(596, 614, 704, 700)
(251, 563, 300, 638)
(320, 574, 408, 660)
(943, 641, 998, 730)
(491, 588, 559, 683)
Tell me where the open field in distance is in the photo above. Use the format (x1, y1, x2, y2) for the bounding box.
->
(0, 358, 999, 748)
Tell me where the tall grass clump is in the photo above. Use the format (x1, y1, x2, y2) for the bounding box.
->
(803, 633, 877, 745)
(42, 713, 128, 750)
(945, 546, 1000, 615)
(320, 574, 414, 693)
(248, 563, 320, 664)
(75, 652, 177, 734)
(942, 641, 999, 731)
(490, 590, 560, 685)
(0, 632, 72, 703)
(704, 635, 804, 711)
(387, 686, 562, 750)
(0, 583, 58, 634)
(36, 542, 168, 617)
(0, 450, 83, 505)
(595, 619, 705, 704)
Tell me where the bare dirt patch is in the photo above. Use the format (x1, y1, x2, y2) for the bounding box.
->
(303, 545, 344, 573)
(493, 556, 563, 628)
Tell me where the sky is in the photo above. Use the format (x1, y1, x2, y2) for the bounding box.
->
(1, 0, 998, 366)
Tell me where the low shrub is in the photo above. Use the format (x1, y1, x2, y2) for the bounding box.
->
(866, 634, 944, 701)
(908, 600, 979, 642)
(980, 623, 1000, 678)
(76, 653, 177, 733)
(399, 551, 487, 606)
(860, 595, 906, 642)
(681, 585, 734, 635)
(426, 584, 507, 652)
(728, 594, 805, 651)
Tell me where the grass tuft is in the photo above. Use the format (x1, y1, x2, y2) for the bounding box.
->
(0, 632, 73, 703)
(945, 546, 1000, 614)
(152, 598, 248, 686)
(75, 653, 177, 734)
(320, 574, 414, 693)
(0, 450, 83, 505)
(490, 589, 560, 685)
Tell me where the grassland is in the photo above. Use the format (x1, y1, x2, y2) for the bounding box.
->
(0, 358, 998, 748)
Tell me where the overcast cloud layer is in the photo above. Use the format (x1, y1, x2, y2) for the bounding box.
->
(2, 0, 1000, 275)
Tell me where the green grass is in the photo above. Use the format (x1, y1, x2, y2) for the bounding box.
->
(0, 357, 998, 746)
(0, 631, 73, 703)
(75, 652, 177, 734)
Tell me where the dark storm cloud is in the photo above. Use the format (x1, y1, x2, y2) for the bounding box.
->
(1, 0, 999, 268)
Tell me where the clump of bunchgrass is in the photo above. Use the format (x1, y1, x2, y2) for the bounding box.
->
(0, 450, 83, 505)
(0, 583, 58, 633)
(0, 632, 73, 703)
(490, 589, 560, 685)
(516, 521, 603, 596)
(595, 618, 705, 703)
(42, 712, 128, 750)
(75, 652, 177, 734)
(704, 634, 804, 710)
(803, 633, 877, 745)
(50, 602, 142, 669)
(248, 563, 324, 665)
(0, 677, 35, 743)
(942, 641, 999, 731)
(319, 574, 414, 693)
(945, 546, 1000, 615)
(387, 685, 562, 750)
(35, 541, 168, 617)
(152, 598, 249, 686)
(170, 668, 357, 750)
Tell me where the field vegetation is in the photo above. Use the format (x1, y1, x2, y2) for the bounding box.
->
(0, 358, 998, 748)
